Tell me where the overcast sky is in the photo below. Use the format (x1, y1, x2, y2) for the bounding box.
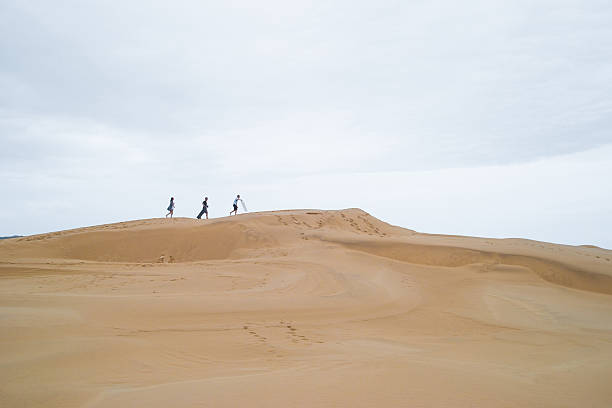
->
(1, 0, 611, 248)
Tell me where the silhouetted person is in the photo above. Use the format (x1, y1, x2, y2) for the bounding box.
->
(197, 197, 209, 219)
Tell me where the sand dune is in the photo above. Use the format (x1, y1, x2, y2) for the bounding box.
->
(1, 209, 611, 407)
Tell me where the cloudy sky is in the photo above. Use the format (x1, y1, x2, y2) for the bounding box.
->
(1, 0, 611, 247)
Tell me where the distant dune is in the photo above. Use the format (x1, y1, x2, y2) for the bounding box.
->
(1, 209, 612, 407)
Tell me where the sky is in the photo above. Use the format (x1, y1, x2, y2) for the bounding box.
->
(1, 0, 611, 248)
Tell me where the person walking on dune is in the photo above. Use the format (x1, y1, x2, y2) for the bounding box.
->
(197, 197, 209, 220)
(166, 197, 175, 218)
(229, 194, 242, 216)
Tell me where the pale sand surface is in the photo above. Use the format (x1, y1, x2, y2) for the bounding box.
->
(1, 209, 611, 407)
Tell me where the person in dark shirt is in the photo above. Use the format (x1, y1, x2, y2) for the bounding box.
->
(197, 197, 209, 219)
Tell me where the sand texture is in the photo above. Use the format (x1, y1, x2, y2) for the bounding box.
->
(1, 209, 612, 407)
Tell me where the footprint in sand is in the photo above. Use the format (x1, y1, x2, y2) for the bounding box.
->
(284, 323, 311, 344)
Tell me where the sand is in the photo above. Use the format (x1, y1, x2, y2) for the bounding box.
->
(1, 209, 611, 407)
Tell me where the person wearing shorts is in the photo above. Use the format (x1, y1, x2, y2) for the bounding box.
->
(230, 195, 240, 216)
(166, 197, 175, 218)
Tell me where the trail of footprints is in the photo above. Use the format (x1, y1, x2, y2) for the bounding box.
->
(277, 212, 387, 238)
(340, 213, 386, 237)
(282, 321, 311, 344)
(242, 321, 323, 351)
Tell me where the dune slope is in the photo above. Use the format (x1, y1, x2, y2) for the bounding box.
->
(1, 209, 612, 407)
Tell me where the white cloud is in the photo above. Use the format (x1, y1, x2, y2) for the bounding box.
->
(243, 144, 612, 247)
(1, 0, 611, 246)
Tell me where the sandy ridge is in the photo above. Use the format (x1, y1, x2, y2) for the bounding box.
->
(1, 209, 612, 407)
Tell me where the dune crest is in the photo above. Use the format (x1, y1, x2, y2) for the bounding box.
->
(2, 209, 609, 293)
(1, 209, 612, 407)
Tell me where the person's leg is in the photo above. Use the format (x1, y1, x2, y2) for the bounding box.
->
(170, 210, 173, 218)
(205, 211, 208, 219)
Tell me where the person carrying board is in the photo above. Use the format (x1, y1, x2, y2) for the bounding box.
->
(230, 194, 242, 216)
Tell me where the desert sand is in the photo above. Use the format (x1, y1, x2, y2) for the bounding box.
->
(1, 209, 612, 407)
